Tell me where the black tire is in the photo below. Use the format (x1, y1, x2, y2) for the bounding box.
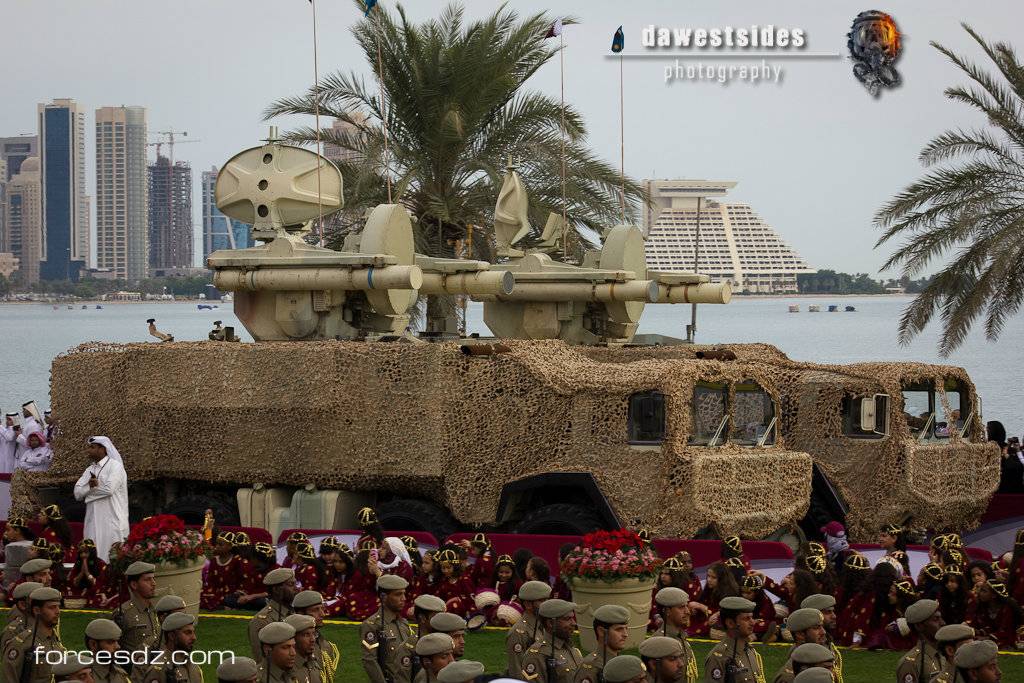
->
(514, 503, 603, 536)
(166, 493, 239, 527)
(376, 499, 458, 541)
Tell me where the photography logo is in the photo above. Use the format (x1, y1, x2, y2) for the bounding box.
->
(847, 10, 903, 97)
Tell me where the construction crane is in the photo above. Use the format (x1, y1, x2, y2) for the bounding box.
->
(147, 129, 201, 269)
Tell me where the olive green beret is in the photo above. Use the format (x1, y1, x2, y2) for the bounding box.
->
(29, 587, 61, 602)
(20, 559, 52, 575)
(603, 655, 646, 682)
(216, 656, 259, 681)
(954, 639, 998, 669)
(719, 596, 756, 612)
(415, 632, 454, 656)
(161, 612, 197, 632)
(414, 594, 447, 612)
(436, 660, 486, 683)
(594, 604, 630, 625)
(284, 614, 316, 632)
(155, 594, 186, 612)
(936, 623, 975, 643)
(263, 568, 295, 586)
(259, 621, 296, 645)
(800, 594, 836, 612)
(12, 582, 43, 600)
(655, 587, 689, 607)
(430, 612, 468, 633)
(125, 561, 156, 578)
(376, 574, 409, 591)
(518, 580, 552, 601)
(292, 590, 324, 609)
(793, 669, 834, 683)
(50, 653, 92, 677)
(787, 608, 824, 633)
(639, 636, 683, 659)
(85, 618, 122, 640)
(538, 599, 576, 619)
(906, 599, 940, 625)
(791, 642, 834, 664)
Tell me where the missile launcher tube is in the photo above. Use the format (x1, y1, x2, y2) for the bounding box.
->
(655, 282, 732, 305)
(213, 265, 423, 293)
(419, 270, 515, 297)
(485, 279, 659, 303)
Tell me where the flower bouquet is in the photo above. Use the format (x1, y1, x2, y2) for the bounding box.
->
(108, 514, 209, 575)
(560, 529, 660, 582)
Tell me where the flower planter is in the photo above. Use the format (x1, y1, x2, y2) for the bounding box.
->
(569, 576, 656, 652)
(154, 558, 205, 615)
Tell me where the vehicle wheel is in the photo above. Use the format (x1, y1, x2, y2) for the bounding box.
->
(376, 499, 458, 541)
(514, 504, 603, 536)
(764, 525, 805, 554)
(166, 494, 239, 527)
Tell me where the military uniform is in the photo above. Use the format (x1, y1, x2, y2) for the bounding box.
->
(929, 664, 954, 683)
(111, 594, 160, 654)
(827, 639, 844, 683)
(130, 651, 204, 683)
(519, 636, 583, 683)
(93, 660, 132, 683)
(896, 640, 943, 683)
(360, 607, 413, 683)
(3, 627, 65, 683)
(314, 633, 339, 682)
(295, 650, 326, 683)
(704, 636, 765, 683)
(0, 610, 28, 650)
(257, 661, 309, 683)
(248, 599, 293, 662)
(660, 624, 699, 683)
(506, 612, 546, 677)
(573, 651, 611, 683)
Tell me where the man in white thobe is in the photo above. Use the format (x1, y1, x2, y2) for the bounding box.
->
(73, 436, 129, 562)
(0, 413, 19, 473)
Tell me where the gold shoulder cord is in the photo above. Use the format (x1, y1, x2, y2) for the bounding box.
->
(752, 649, 766, 683)
(322, 641, 339, 682)
(685, 650, 698, 683)
(831, 643, 844, 683)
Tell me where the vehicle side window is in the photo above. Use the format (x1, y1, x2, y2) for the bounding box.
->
(841, 394, 889, 439)
(902, 381, 935, 439)
(628, 391, 666, 445)
(733, 380, 776, 446)
(688, 381, 728, 446)
(938, 378, 968, 440)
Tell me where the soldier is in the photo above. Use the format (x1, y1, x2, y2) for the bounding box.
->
(412, 595, 447, 640)
(249, 568, 297, 662)
(519, 599, 583, 683)
(292, 591, 339, 682)
(1, 582, 42, 650)
(52, 653, 95, 683)
(19, 558, 53, 586)
(413, 632, 455, 683)
(639, 636, 684, 683)
(653, 587, 698, 683)
(930, 623, 974, 683)
(435, 660, 485, 683)
(786, 643, 834, 681)
(574, 604, 630, 683)
(951, 639, 999, 683)
(792, 670, 832, 683)
(155, 595, 187, 624)
(3, 586, 65, 683)
(85, 618, 130, 683)
(703, 596, 764, 683)
(429, 613, 467, 660)
(285, 614, 324, 683)
(360, 574, 413, 683)
(603, 655, 647, 683)
(799, 595, 842, 683)
(130, 612, 202, 683)
(217, 657, 259, 683)
(258, 622, 307, 683)
(773, 609, 826, 682)
(506, 580, 552, 676)
(111, 561, 159, 657)
(895, 599, 945, 683)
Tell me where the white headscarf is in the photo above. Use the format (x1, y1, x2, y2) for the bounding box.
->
(88, 436, 123, 464)
(377, 536, 412, 570)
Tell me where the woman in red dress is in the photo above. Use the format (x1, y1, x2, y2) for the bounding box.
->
(835, 553, 871, 614)
(1008, 529, 1024, 605)
(66, 539, 109, 608)
(836, 562, 903, 648)
(345, 544, 387, 620)
(294, 541, 331, 593)
(967, 579, 1024, 649)
(323, 545, 356, 617)
(691, 562, 739, 638)
(482, 554, 522, 626)
(938, 565, 972, 624)
(37, 504, 75, 563)
(763, 568, 818, 613)
(202, 531, 242, 610)
(433, 547, 475, 618)
(740, 573, 778, 642)
(281, 531, 307, 569)
(878, 524, 911, 576)
(410, 550, 437, 603)
(463, 533, 494, 590)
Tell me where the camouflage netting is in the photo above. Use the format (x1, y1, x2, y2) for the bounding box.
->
(14, 339, 815, 539)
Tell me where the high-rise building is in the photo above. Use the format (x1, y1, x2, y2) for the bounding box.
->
(95, 106, 148, 280)
(0, 159, 6, 253)
(148, 156, 193, 269)
(0, 135, 37, 182)
(38, 99, 89, 280)
(642, 179, 815, 294)
(322, 114, 367, 166)
(5, 156, 43, 285)
(201, 166, 250, 261)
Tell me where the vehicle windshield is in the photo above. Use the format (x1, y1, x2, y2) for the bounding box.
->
(902, 381, 936, 440)
(689, 381, 728, 445)
(936, 378, 969, 440)
(732, 380, 776, 446)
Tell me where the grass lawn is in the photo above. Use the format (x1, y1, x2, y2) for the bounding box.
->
(56, 609, 1023, 682)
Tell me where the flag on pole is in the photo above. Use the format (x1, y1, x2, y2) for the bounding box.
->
(611, 25, 624, 53)
(544, 18, 563, 39)
(364, 0, 378, 16)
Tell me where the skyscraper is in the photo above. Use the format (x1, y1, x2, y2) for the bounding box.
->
(1, 135, 37, 181)
(5, 156, 43, 285)
(0, 159, 7, 253)
(148, 156, 193, 269)
(96, 106, 148, 280)
(38, 99, 89, 280)
(322, 114, 367, 165)
(201, 166, 250, 261)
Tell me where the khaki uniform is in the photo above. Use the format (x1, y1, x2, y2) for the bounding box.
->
(519, 636, 583, 683)
(359, 607, 413, 683)
(660, 623, 700, 683)
(130, 651, 204, 683)
(896, 640, 943, 683)
(93, 662, 132, 683)
(111, 594, 159, 654)
(506, 612, 546, 677)
(828, 639, 844, 683)
(704, 636, 765, 683)
(2, 627, 65, 683)
(0, 611, 28, 651)
(257, 661, 309, 683)
(314, 634, 339, 682)
(296, 651, 326, 683)
(249, 599, 293, 662)
(573, 651, 611, 683)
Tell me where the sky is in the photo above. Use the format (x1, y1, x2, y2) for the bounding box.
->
(2, 0, 1021, 275)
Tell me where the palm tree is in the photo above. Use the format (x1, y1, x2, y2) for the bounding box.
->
(875, 25, 1024, 356)
(264, 1, 643, 261)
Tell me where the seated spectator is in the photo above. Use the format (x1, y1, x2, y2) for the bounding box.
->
(66, 539, 110, 608)
(966, 579, 1024, 649)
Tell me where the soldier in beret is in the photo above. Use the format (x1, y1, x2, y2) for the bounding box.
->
(792, 669, 832, 683)
(603, 655, 646, 683)
(931, 623, 975, 683)
(85, 618, 129, 683)
(360, 574, 413, 683)
(519, 599, 582, 683)
(217, 656, 259, 683)
(284, 614, 323, 683)
(435, 660, 484, 683)
(575, 604, 630, 683)
(4, 587, 65, 683)
(952, 639, 1000, 683)
(639, 636, 684, 683)
(506, 580, 551, 676)
(154, 595, 187, 625)
(773, 608, 825, 683)
(786, 643, 834, 681)
(292, 591, 338, 682)
(413, 632, 455, 683)
(703, 596, 764, 683)
(653, 587, 698, 683)
(896, 599, 944, 683)
(1, 582, 43, 650)
(19, 558, 53, 586)
(111, 561, 159, 659)
(258, 622, 307, 683)
(131, 612, 201, 683)
(411, 595, 447, 641)
(51, 653, 94, 683)
(799, 595, 842, 683)
(249, 568, 297, 662)
(429, 613, 467, 660)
